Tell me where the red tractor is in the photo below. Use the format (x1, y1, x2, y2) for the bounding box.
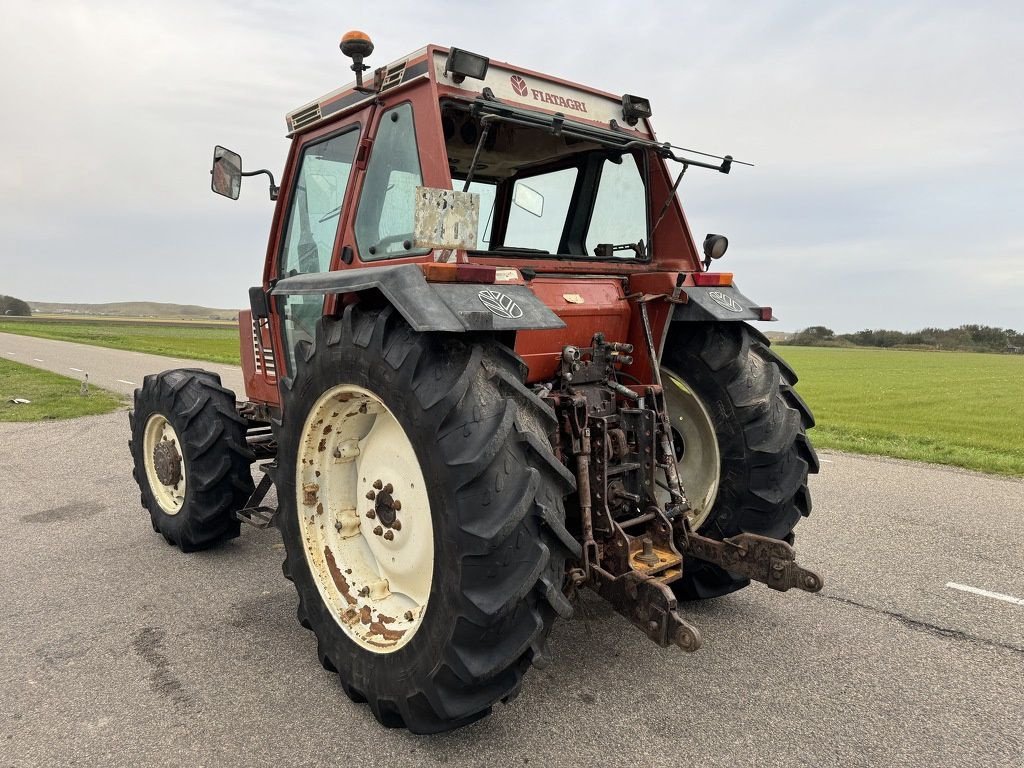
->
(130, 33, 820, 733)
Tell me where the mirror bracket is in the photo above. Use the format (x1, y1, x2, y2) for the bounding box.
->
(241, 169, 279, 201)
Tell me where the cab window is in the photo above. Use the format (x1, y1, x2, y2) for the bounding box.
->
(278, 127, 359, 372)
(585, 156, 647, 257)
(355, 103, 428, 259)
(504, 168, 578, 254)
(279, 129, 359, 277)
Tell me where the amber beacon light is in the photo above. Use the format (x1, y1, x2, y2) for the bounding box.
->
(340, 30, 375, 88)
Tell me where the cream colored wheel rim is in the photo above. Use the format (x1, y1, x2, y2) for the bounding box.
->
(297, 384, 434, 654)
(143, 414, 187, 515)
(661, 368, 721, 530)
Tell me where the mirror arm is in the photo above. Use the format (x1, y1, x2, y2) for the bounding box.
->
(241, 169, 280, 201)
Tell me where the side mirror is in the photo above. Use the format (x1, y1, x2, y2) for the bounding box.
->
(211, 145, 242, 200)
(512, 183, 545, 218)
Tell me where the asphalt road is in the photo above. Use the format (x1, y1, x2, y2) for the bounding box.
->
(1, 339, 1022, 767)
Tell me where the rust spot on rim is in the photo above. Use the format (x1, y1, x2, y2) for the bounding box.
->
(368, 621, 406, 642)
(323, 546, 358, 606)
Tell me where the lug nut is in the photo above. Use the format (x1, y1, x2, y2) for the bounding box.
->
(383, 483, 393, 494)
(372, 479, 383, 490)
(365, 490, 376, 500)
(365, 509, 376, 519)
(373, 525, 383, 536)
(391, 520, 401, 531)
(393, 500, 402, 511)
(383, 530, 394, 541)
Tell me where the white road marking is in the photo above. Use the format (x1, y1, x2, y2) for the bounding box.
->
(946, 582, 1024, 606)
(820, 459, 834, 464)
(33, 358, 44, 362)
(117, 379, 138, 386)
(69, 367, 83, 372)
(6, 351, 15, 355)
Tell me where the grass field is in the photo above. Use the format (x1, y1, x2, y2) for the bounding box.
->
(777, 346, 1024, 476)
(0, 359, 124, 422)
(2, 317, 1021, 475)
(0, 317, 242, 365)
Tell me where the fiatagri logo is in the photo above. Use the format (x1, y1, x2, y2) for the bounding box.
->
(509, 75, 588, 113)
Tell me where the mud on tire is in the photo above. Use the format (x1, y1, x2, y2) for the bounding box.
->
(129, 369, 255, 551)
(274, 306, 576, 734)
(663, 322, 819, 600)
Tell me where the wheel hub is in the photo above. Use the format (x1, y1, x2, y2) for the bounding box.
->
(152, 441, 183, 487)
(368, 481, 400, 528)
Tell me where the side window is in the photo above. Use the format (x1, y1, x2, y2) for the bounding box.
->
(355, 103, 427, 259)
(278, 128, 359, 372)
(504, 168, 578, 254)
(585, 156, 647, 257)
(279, 129, 360, 277)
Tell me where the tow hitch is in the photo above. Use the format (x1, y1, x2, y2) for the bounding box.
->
(547, 332, 823, 653)
(681, 530, 824, 594)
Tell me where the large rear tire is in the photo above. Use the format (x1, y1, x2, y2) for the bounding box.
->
(661, 322, 818, 600)
(129, 369, 255, 551)
(274, 306, 576, 734)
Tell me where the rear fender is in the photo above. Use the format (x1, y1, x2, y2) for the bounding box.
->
(270, 264, 565, 333)
(672, 284, 769, 323)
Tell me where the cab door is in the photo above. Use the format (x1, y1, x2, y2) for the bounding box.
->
(271, 115, 367, 375)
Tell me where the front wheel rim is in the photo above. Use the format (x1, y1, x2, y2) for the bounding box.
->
(296, 384, 434, 654)
(142, 413, 187, 515)
(660, 367, 721, 531)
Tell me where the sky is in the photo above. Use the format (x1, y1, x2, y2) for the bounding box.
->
(1, 0, 1021, 332)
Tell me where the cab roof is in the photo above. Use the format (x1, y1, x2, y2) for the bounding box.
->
(285, 44, 654, 140)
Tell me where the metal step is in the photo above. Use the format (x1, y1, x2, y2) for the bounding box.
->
(236, 505, 276, 529)
(235, 466, 277, 529)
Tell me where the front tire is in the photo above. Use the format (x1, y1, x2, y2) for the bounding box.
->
(129, 369, 255, 551)
(275, 306, 576, 733)
(661, 323, 818, 600)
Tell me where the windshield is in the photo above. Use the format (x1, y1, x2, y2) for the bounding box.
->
(444, 104, 649, 259)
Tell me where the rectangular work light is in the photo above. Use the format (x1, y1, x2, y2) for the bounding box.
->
(621, 94, 652, 126)
(445, 48, 490, 83)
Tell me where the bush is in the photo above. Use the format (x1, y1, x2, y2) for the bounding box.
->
(0, 295, 31, 316)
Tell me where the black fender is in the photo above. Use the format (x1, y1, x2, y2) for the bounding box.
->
(671, 283, 770, 323)
(270, 264, 565, 333)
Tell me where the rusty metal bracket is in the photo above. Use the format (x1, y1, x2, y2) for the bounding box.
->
(683, 531, 823, 593)
(590, 565, 703, 652)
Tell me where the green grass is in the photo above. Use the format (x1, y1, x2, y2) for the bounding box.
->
(778, 346, 1024, 476)
(3, 317, 1021, 475)
(0, 318, 241, 365)
(0, 359, 124, 422)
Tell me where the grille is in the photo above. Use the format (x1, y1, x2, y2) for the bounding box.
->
(250, 317, 276, 379)
(379, 61, 407, 92)
(290, 103, 322, 131)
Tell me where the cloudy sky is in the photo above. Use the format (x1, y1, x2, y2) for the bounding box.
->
(2, 1, 1021, 332)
